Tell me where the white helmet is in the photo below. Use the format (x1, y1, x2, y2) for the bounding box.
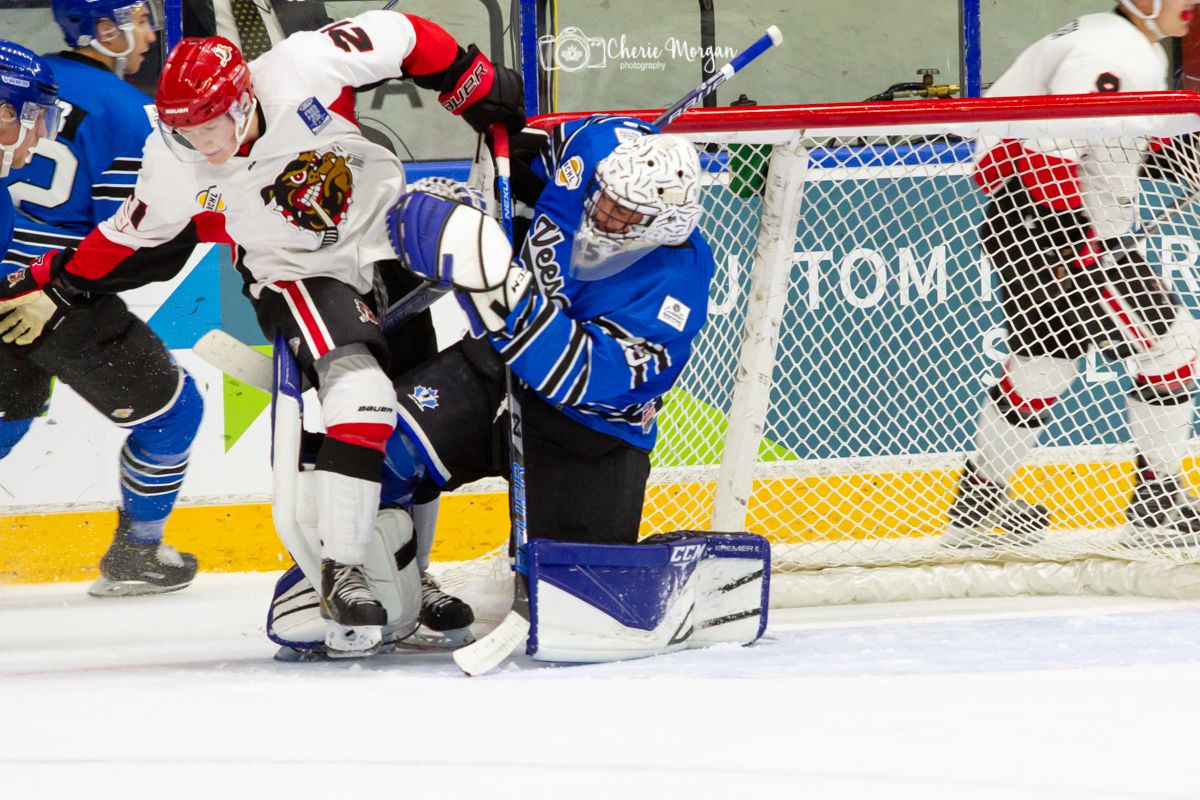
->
(571, 133, 703, 280)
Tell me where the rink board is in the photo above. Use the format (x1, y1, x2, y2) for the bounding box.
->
(1, 458, 1169, 583)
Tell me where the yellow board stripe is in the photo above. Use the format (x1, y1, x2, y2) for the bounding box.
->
(0, 460, 1173, 583)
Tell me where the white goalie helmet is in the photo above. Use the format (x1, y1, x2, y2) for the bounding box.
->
(572, 133, 703, 280)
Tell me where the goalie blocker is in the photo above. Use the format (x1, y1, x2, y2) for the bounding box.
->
(526, 532, 770, 663)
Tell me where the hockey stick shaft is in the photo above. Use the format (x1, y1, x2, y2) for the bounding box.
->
(652, 26, 783, 130)
(452, 126, 531, 677)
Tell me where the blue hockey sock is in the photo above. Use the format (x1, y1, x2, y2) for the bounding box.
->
(381, 428, 428, 507)
(119, 373, 203, 543)
(0, 417, 33, 460)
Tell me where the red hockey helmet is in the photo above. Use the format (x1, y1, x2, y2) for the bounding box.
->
(155, 37, 251, 129)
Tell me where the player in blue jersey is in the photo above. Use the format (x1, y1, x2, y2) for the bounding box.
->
(4, 0, 159, 270)
(383, 115, 713, 546)
(0, 5, 203, 598)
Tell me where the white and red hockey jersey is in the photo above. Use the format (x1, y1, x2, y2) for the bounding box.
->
(974, 11, 1168, 238)
(64, 10, 457, 298)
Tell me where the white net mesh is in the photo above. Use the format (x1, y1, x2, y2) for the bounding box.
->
(605, 96, 1200, 600)
(440, 97, 1200, 607)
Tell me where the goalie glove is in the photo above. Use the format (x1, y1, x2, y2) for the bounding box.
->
(386, 189, 533, 335)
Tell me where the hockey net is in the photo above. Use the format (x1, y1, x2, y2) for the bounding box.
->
(450, 94, 1200, 608)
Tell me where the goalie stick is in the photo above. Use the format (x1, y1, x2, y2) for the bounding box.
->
(452, 124, 533, 677)
(652, 25, 783, 130)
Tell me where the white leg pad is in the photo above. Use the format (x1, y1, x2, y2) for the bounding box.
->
(268, 508, 420, 651)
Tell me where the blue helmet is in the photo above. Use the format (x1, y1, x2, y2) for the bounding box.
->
(52, 0, 162, 55)
(0, 41, 61, 176)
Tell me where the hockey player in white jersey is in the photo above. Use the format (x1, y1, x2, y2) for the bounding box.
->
(954, 0, 1200, 548)
(0, 10, 524, 654)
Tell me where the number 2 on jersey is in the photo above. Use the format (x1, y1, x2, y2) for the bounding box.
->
(323, 21, 374, 53)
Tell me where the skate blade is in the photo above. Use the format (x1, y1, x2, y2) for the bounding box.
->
(940, 526, 1043, 550)
(404, 626, 476, 649)
(88, 577, 191, 598)
(324, 622, 384, 658)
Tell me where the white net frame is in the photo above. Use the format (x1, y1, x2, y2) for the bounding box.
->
(483, 93, 1200, 606)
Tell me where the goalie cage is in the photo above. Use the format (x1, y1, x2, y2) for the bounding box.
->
(441, 93, 1200, 609)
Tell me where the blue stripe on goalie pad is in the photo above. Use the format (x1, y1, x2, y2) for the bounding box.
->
(525, 532, 770, 664)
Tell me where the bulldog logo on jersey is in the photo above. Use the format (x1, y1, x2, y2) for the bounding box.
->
(260, 148, 355, 246)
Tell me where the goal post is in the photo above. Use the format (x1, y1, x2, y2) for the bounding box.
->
(521, 93, 1200, 605)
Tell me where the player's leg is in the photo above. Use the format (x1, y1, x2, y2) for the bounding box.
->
(377, 263, 475, 634)
(27, 297, 201, 596)
(256, 277, 398, 654)
(388, 337, 512, 639)
(949, 187, 1090, 546)
(1094, 249, 1200, 546)
(0, 341, 53, 459)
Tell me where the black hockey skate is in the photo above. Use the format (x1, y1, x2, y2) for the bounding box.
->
(88, 513, 197, 598)
(1125, 457, 1200, 549)
(943, 461, 1048, 549)
(419, 575, 476, 646)
(320, 559, 387, 657)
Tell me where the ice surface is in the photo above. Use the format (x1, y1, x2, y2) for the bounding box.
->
(3, 573, 1200, 799)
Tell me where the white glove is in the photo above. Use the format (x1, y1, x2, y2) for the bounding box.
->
(0, 291, 58, 345)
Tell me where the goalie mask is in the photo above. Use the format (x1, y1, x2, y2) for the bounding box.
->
(572, 133, 703, 281)
(155, 37, 256, 165)
(0, 41, 62, 179)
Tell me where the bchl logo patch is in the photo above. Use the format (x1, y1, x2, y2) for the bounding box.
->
(555, 156, 584, 190)
(196, 185, 226, 212)
(408, 385, 439, 411)
(110, 408, 134, 420)
(657, 295, 690, 332)
(354, 298, 377, 325)
(297, 97, 331, 134)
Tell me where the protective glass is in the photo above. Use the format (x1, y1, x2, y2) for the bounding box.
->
(1, 100, 64, 144)
(114, 0, 164, 33)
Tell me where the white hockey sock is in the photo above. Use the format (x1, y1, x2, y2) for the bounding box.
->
(315, 470, 381, 565)
(1127, 394, 1194, 478)
(974, 356, 1075, 485)
(412, 498, 439, 574)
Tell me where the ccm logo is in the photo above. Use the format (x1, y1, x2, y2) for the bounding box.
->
(670, 544, 705, 563)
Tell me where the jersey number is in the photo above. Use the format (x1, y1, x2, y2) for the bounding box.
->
(8, 139, 78, 211)
(323, 21, 374, 53)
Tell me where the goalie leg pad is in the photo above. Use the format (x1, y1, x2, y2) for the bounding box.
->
(267, 508, 420, 653)
(525, 533, 770, 663)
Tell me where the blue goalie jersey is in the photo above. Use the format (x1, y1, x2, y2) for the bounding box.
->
(490, 115, 716, 450)
(2, 52, 153, 273)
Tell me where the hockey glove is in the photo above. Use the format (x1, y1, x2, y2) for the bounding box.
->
(0, 247, 73, 305)
(437, 45, 525, 134)
(0, 282, 79, 345)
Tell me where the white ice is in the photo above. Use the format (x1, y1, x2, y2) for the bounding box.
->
(4, 573, 1200, 800)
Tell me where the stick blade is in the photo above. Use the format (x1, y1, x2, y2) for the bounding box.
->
(452, 610, 530, 676)
(193, 329, 272, 393)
